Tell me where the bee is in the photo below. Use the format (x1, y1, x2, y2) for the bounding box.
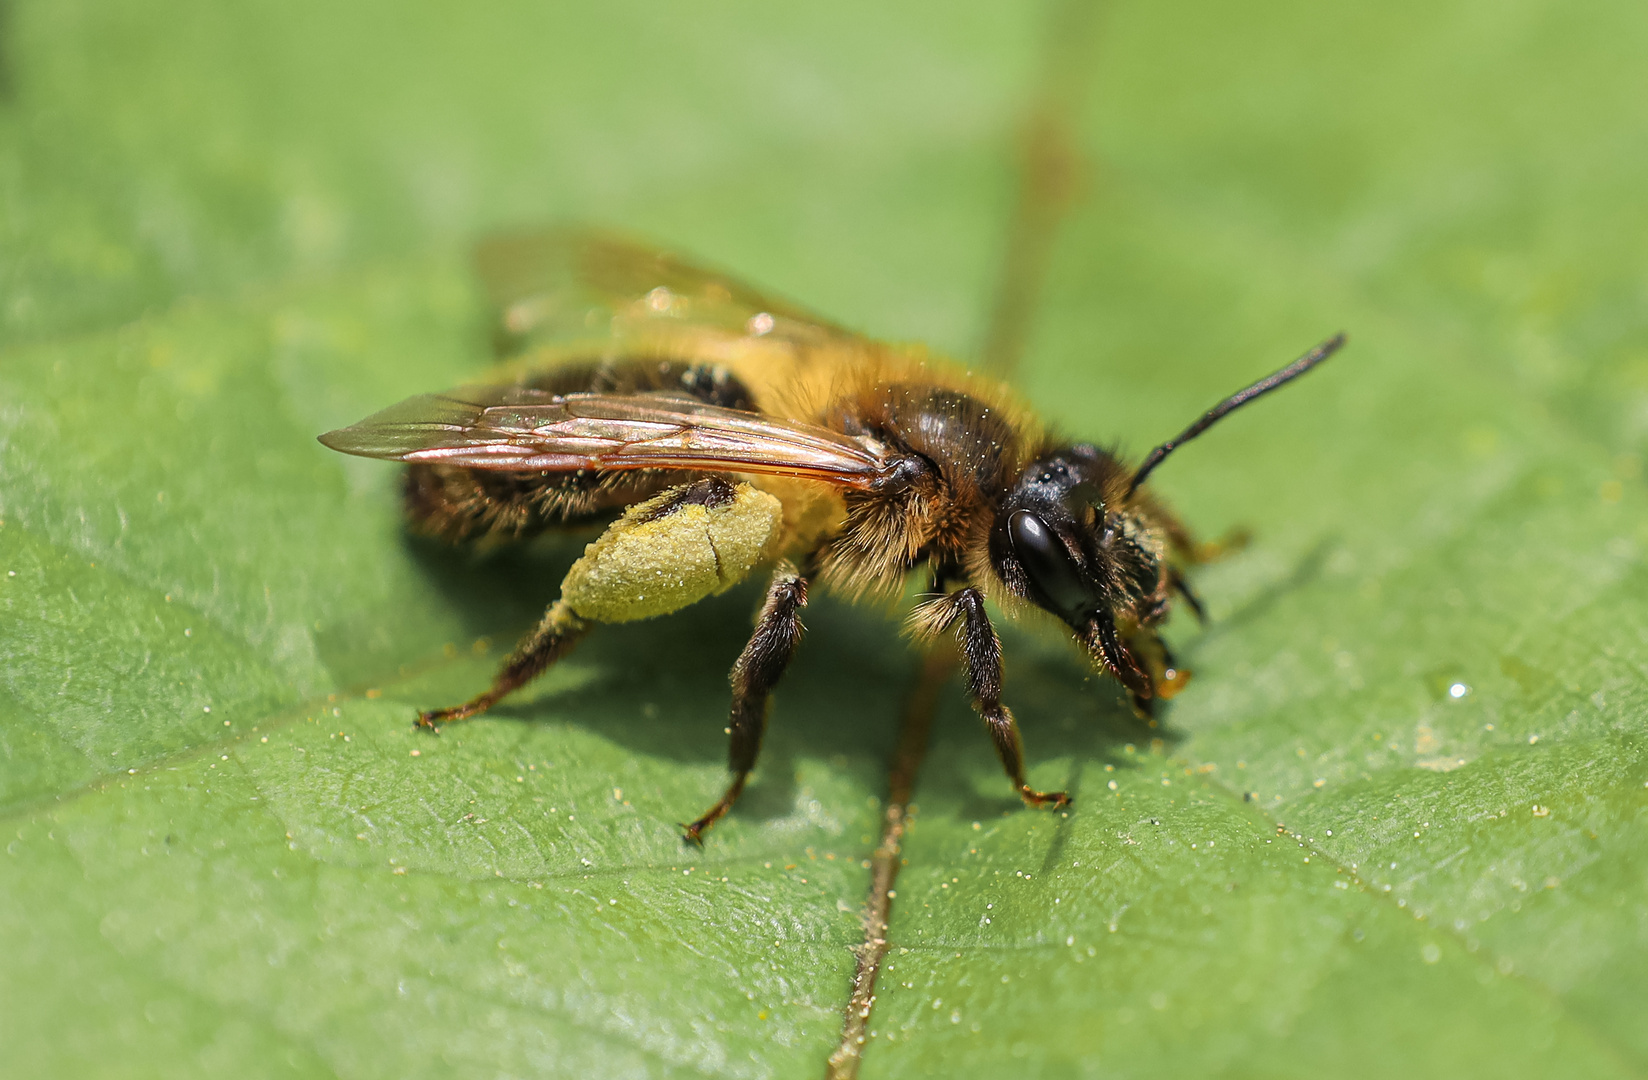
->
(320, 229, 1343, 842)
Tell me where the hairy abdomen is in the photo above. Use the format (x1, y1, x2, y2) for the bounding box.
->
(403, 358, 754, 545)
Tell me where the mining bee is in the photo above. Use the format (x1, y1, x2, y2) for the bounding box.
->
(320, 229, 1343, 842)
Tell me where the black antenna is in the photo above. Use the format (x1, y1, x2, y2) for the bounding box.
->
(1126, 333, 1347, 496)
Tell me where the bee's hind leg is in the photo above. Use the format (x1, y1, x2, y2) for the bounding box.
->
(418, 600, 592, 728)
(419, 476, 783, 733)
(682, 563, 808, 845)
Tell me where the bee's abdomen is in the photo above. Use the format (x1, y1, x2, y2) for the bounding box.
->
(402, 464, 679, 545)
(401, 356, 755, 545)
(523, 357, 755, 410)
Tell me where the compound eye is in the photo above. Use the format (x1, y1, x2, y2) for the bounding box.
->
(1007, 509, 1094, 620)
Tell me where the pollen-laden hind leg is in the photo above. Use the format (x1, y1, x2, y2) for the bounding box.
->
(416, 477, 785, 730)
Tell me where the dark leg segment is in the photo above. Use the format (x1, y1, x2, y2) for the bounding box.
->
(1088, 610, 1154, 720)
(947, 588, 1068, 809)
(1168, 567, 1207, 624)
(682, 563, 809, 843)
(418, 600, 592, 728)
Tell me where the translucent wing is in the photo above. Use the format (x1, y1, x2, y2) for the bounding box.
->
(474, 226, 871, 359)
(318, 385, 891, 488)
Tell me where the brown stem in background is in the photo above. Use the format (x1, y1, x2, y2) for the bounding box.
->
(979, 0, 1107, 379)
(825, 648, 955, 1080)
(826, 5, 1106, 1074)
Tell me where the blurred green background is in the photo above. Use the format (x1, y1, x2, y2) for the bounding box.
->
(2, 1, 1646, 1077)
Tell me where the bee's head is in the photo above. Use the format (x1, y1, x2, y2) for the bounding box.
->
(989, 445, 1166, 688)
(985, 334, 1347, 699)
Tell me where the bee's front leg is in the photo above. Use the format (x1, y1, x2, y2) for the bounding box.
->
(681, 562, 808, 845)
(1118, 628, 1191, 719)
(916, 588, 1069, 810)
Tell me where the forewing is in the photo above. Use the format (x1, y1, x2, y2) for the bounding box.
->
(318, 385, 890, 487)
(474, 227, 870, 358)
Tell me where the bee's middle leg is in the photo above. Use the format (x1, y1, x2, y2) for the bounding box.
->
(682, 562, 808, 845)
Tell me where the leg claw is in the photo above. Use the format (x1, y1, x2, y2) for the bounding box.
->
(414, 698, 491, 731)
(1021, 786, 1071, 810)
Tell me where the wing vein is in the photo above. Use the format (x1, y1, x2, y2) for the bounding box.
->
(319, 388, 889, 489)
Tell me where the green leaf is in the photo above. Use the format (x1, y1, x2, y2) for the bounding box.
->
(3, 1, 1645, 1078)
